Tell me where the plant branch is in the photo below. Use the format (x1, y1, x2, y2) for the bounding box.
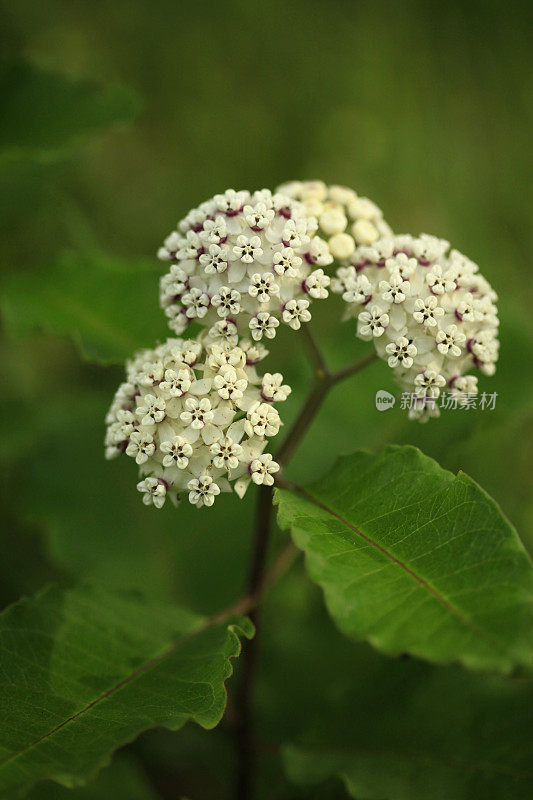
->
(275, 349, 378, 469)
(301, 324, 330, 379)
(234, 486, 292, 799)
(211, 538, 298, 624)
(234, 330, 377, 799)
(330, 349, 378, 385)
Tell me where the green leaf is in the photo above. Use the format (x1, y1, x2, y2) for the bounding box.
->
(0, 584, 252, 796)
(275, 445, 533, 672)
(256, 571, 533, 800)
(283, 663, 533, 800)
(0, 61, 140, 163)
(1, 251, 167, 363)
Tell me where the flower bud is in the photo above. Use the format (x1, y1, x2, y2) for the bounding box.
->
(276, 181, 392, 259)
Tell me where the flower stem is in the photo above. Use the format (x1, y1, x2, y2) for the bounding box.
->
(234, 483, 273, 799)
(234, 330, 377, 799)
(275, 348, 378, 468)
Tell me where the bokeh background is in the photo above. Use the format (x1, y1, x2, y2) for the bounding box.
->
(1, 1, 532, 798)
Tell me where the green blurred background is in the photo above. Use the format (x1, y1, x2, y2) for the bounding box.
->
(1, 1, 532, 798)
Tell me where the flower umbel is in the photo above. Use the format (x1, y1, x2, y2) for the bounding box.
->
(105, 336, 287, 508)
(158, 188, 333, 341)
(332, 233, 499, 421)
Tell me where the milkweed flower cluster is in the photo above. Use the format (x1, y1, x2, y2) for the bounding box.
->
(106, 184, 501, 511)
(331, 234, 499, 420)
(105, 337, 289, 508)
(158, 188, 334, 342)
(276, 180, 392, 260)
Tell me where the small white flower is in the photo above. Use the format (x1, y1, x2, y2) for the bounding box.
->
(157, 231, 181, 260)
(411, 234, 449, 264)
(282, 298, 311, 330)
(262, 373, 291, 401)
(305, 268, 330, 299)
(171, 339, 202, 365)
(471, 330, 499, 367)
(182, 288, 210, 319)
(177, 231, 203, 260)
(412, 296, 444, 327)
(414, 369, 446, 398)
(379, 272, 410, 304)
(159, 368, 192, 397)
(138, 361, 164, 386)
(199, 244, 229, 274)
(214, 188, 247, 214)
(188, 475, 221, 508)
(385, 253, 417, 278)
(448, 250, 479, 286)
(282, 219, 310, 249)
(137, 477, 167, 509)
(248, 272, 280, 303)
(246, 401, 281, 437)
(426, 264, 456, 294)
(435, 324, 466, 357)
(212, 286, 241, 317)
(160, 436, 193, 469)
(250, 454, 280, 486)
(456, 292, 483, 322)
(272, 247, 302, 278)
(137, 394, 166, 426)
(180, 397, 214, 429)
(210, 436, 243, 470)
(385, 337, 417, 368)
(343, 274, 372, 305)
(450, 374, 478, 402)
(201, 215, 227, 244)
(331, 265, 357, 295)
(241, 338, 269, 364)
(249, 312, 280, 340)
(213, 364, 248, 401)
(126, 431, 155, 464)
(306, 236, 333, 266)
(233, 234, 263, 263)
(244, 202, 275, 230)
(358, 305, 389, 338)
(207, 319, 239, 347)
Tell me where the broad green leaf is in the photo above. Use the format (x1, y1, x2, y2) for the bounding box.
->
(276, 445, 533, 672)
(256, 571, 533, 800)
(0, 584, 252, 796)
(1, 251, 167, 363)
(0, 61, 140, 163)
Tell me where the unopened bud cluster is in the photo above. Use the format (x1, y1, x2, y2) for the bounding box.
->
(158, 188, 333, 342)
(105, 337, 289, 508)
(277, 180, 392, 260)
(331, 234, 499, 420)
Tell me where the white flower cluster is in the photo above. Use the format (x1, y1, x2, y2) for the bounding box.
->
(276, 180, 392, 260)
(158, 188, 334, 342)
(105, 337, 289, 508)
(332, 234, 499, 421)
